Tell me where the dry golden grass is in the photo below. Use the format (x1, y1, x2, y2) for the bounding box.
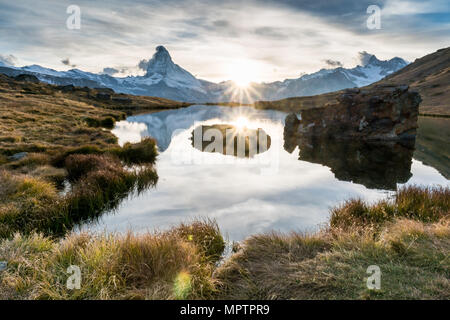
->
(0, 73, 187, 155)
(330, 185, 449, 229)
(0, 220, 225, 300)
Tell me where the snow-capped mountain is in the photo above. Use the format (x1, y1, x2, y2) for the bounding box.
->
(0, 46, 408, 103)
(251, 54, 408, 100)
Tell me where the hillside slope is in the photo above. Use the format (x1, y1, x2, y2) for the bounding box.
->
(0, 73, 187, 155)
(373, 47, 450, 116)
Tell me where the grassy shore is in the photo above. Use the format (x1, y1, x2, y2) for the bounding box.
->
(0, 75, 163, 237)
(216, 186, 449, 300)
(0, 186, 448, 299)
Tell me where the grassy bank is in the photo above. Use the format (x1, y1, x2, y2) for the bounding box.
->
(0, 74, 164, 238)
(0, 138, 159, 238)
(215, 186, 449, 300)
(0, 186, 448, 299)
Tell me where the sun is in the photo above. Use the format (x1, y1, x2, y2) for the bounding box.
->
(233, 78, 252, 88)
(234, 116, 249, 130)
(226, 61, 258, 88)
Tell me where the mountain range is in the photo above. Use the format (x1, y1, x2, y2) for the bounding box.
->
(0, 46, 408, 103)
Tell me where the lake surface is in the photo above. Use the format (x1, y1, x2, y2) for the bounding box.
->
(79, 106, 450, 240)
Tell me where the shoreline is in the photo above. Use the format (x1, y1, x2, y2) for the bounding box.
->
(419, 113, 450, 118)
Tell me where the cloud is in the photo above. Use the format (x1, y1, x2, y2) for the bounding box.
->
(357, 51, 374, 66)
(324, 59, 343, 68)
(0, 0, 448, 82)
(254, 27, 288, 39)
(0, 54, 17, 66)
(212, 20, 229, 27)
(138, 59, 149, 72)
(61, 58, 76, 68)
(102, 66, 138, 76)
(102, 67, 120, 76)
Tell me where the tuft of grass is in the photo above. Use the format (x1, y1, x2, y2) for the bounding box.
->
(65, 154, 121, 182)
(100, 117, 115, 129)
(170, 219, 226, 263)
(51, 145, 104, 167)
(28, 165, 67, 187)
(330, 185, 449, 230)
(0, 171, 63, 238)
(8, 153, 51, 169)
(110, 137, 158, 165)
(0, 220, 223, 300)
(53, 137, 157, 168)
(84, 116, 116, 129)
(0, 154, 7, 165)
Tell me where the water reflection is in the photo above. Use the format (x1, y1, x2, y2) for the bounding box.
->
(81, 106, 449, 240)
(191, 124, 271, 158)
(414, 117, 450, 179)
(284, 135, 414, 190)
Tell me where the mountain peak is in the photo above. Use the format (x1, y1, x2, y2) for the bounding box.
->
(367, 54, 381, 65)
(146, 46, 173, 76)
(156, 45, 169, 54)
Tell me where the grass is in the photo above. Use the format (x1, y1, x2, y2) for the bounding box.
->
(0, 151, 158, 238)
(169, 219, 226, 263)
(0, 74, 162, 238)
(0, 73, 186, 156)
(330, 185, 449, 229)
(110, 137, 158, 165)
(0, 220, 225, 299)
(214, 185, 449, 300)
(0, 185, 447, 300)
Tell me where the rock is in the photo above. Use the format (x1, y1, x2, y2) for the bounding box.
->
(96, 92, 111, 100)
(14, 74, 39, 83)
(95, 87, 115, 94)
(8, 152, 28, 161)
(57, 84, 75, 93)
(191, 124, 271, 158)
(284, 85, 421, 141)
(284, 113, 300, 133)
(112, 96, 132, 104)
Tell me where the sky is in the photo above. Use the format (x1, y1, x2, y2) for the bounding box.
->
(0, 0, 449, 83)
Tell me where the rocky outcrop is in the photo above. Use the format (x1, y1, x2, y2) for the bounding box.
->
(8, 152, 28, 161)
(191, 124, 271, 158)
(112, 96, 132, 104)
(14, 74, 40, 83)
(284, 85, 422, 141)
(96, 92, 111, 100)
